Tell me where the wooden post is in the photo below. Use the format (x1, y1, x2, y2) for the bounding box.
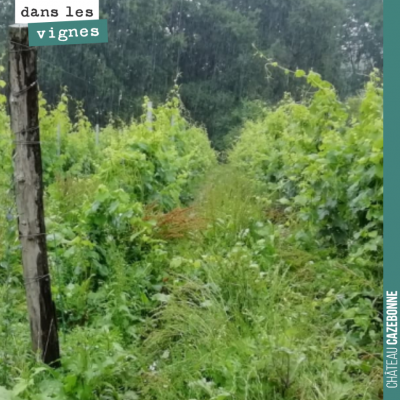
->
(9, 24, 60, 367)
(147, 101, 153, 131)
(95, 124, 99, 146)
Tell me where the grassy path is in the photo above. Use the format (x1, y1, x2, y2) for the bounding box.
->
(132, 166, 383, 400)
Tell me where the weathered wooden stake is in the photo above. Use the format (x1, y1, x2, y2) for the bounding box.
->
(147, 101, 153, 131)
(9, 24, 60, 367)
(95, 123, 99, 146)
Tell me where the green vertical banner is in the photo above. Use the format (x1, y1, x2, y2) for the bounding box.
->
(384, 1, 400, 398)
(28, 19, 108, 46)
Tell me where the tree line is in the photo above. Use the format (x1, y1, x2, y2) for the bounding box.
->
(0, 0, 383, 149)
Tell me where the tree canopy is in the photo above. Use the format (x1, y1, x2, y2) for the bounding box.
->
(0, 0, 383, 148)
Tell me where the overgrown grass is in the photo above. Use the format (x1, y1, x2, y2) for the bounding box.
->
(0, 166, 382, 400)
(135, 167, 382, 400)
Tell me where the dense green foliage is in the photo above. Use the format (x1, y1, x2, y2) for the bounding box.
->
(0, 59, 383, 400)
(230, 66, 383, 270)
(0, 0, 383, 148)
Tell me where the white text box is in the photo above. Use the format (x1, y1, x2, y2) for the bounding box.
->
(15, 0, 99, 24)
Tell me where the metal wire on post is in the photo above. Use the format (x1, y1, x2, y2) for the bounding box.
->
(9, 23, 60, 367)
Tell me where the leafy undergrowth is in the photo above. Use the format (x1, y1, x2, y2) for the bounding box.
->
(0, 70, 382, 399)
(136, 168, 383, 400)
(0, 168, 383, 400)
